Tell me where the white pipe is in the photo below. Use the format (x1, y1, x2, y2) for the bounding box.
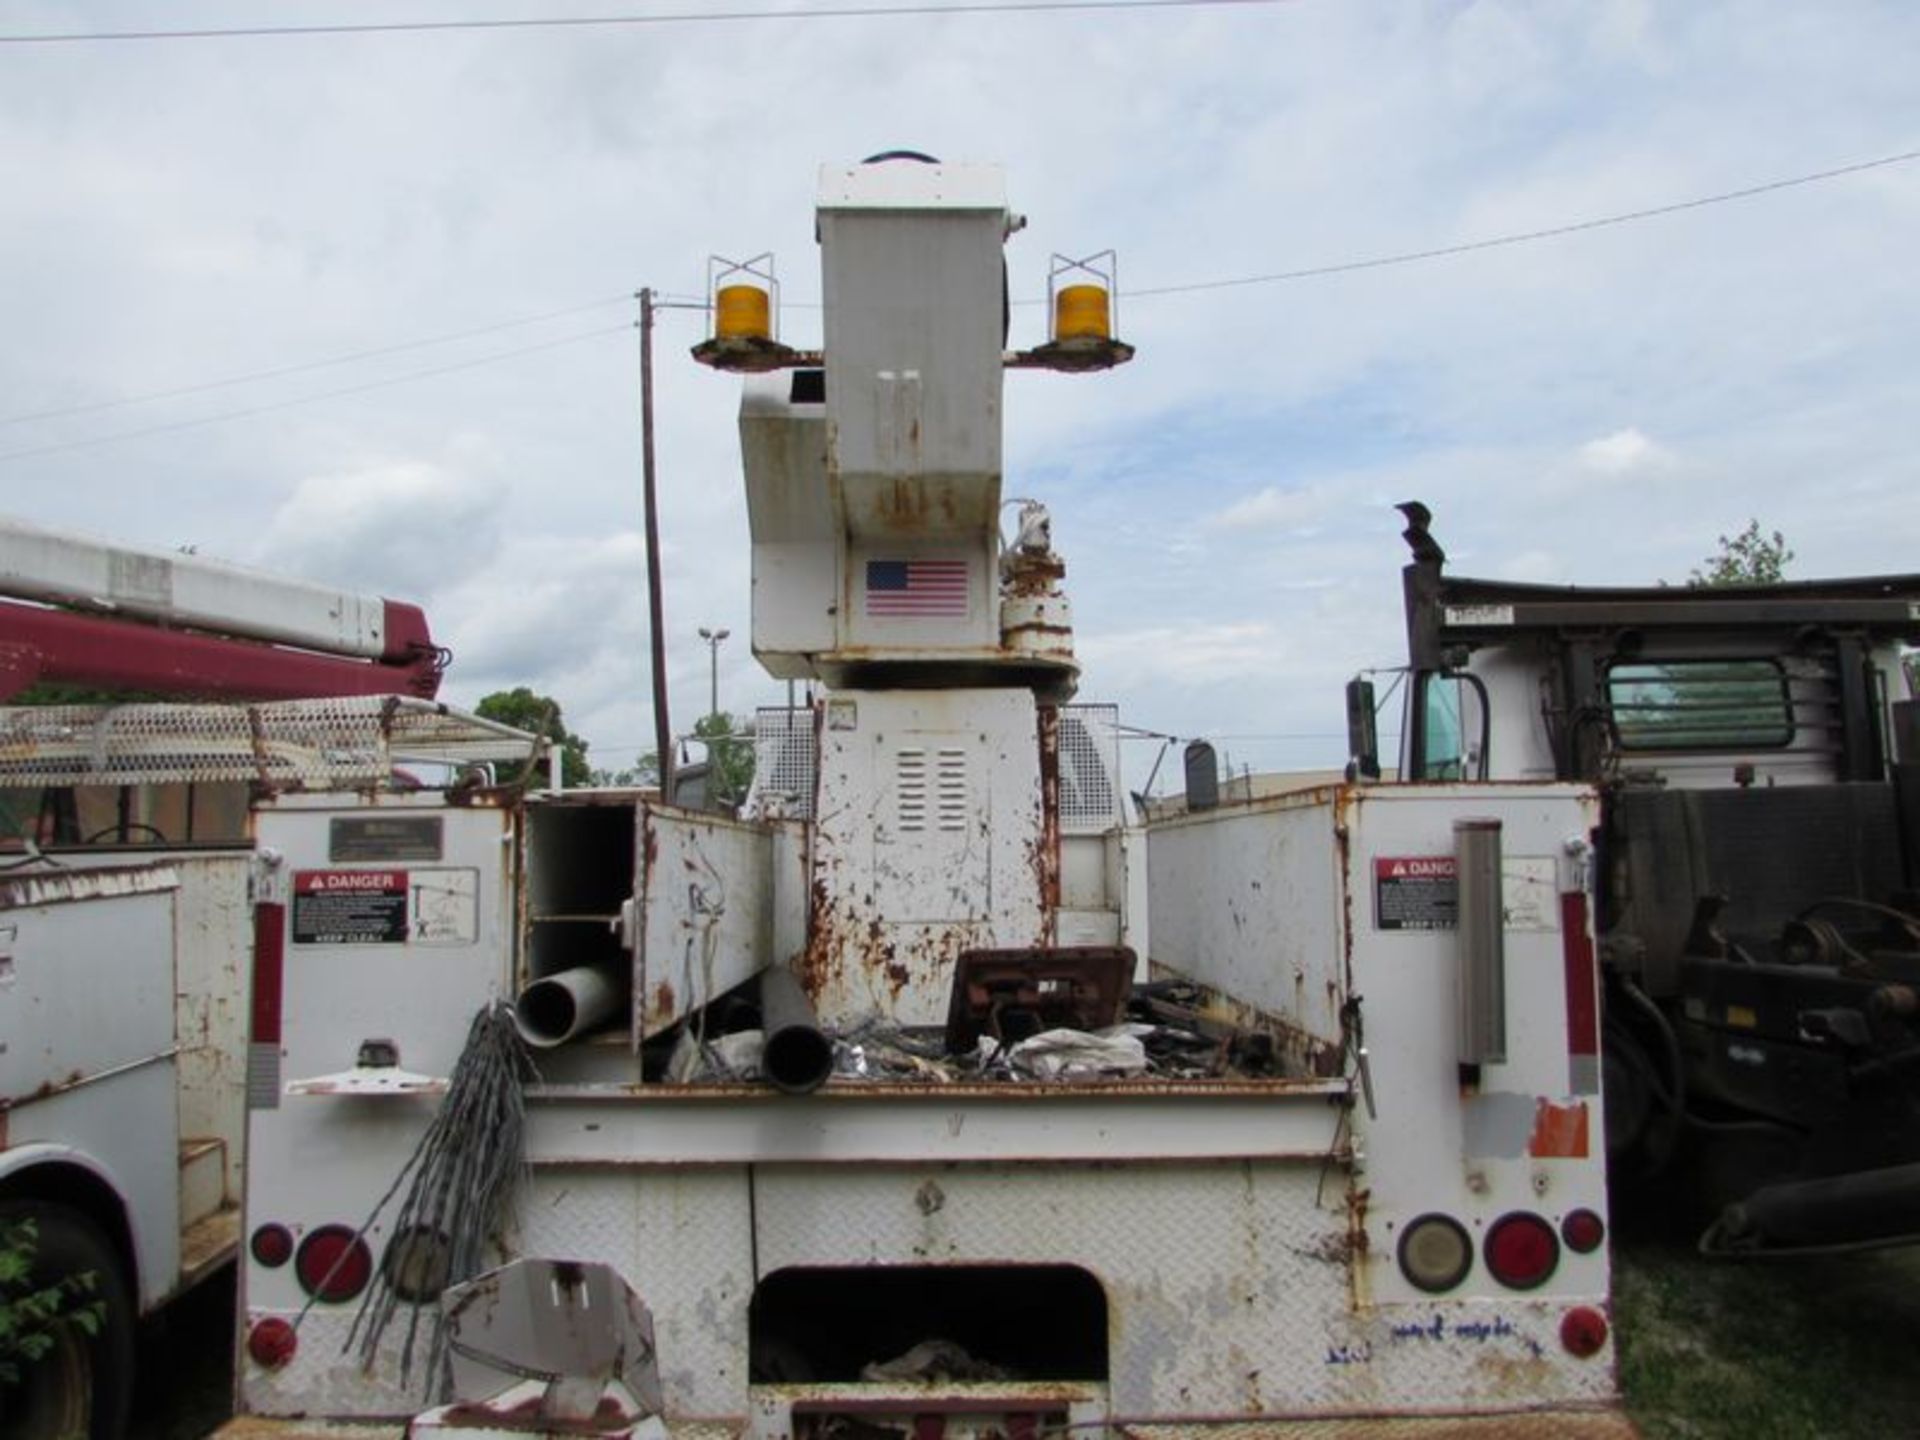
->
(514, 964, 623, 1048)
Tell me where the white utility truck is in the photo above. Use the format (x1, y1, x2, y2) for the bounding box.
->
(0, 514, 517, 1440)
(0, 697, 540, 1440)
(216, 158, 1628, 1439)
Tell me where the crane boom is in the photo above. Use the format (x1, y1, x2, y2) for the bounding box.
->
(0, 516, 442, 700)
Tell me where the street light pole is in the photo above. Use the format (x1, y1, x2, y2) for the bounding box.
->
(697, 626, 730, 720)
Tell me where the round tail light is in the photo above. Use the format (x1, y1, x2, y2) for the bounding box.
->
(1397, 1213, 1473, 1293)
(1483, 1212, 1560, 1290)
(294, 1225, 374, 1303)
(1560, 1305, 1609, 1358)
(247, 1316, 298, 1369)
(1561, 1208, 1606, 1254)
(249, 1223, 294, 1268)
(382, 1225, 453, 1305)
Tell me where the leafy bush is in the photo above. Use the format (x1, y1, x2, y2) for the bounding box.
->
(0, 1216, 105, 1387)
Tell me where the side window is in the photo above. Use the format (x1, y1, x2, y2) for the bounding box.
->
(1606, 660, 1792, 750)
(1413, 673, 1485, 780)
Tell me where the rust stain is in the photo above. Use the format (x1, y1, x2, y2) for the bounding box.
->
(1002, 550, 1066, 598)
(1336, 786, 1356, 985)
(796, 874, 839, 1003)
(1036, 706, 1062, 925)
(1346, 1184, 1372, 1312)
(438, 1392, 635, 1432)
(651, 980, 677, 1017)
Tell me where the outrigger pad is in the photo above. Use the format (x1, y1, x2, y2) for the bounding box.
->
(416, 1258, 666, 1434)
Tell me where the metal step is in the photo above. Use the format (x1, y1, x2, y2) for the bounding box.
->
(179, 1205, 240, 1289)
(179, 1135, 230, 1228)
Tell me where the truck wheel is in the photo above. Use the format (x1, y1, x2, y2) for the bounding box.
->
(0, 1201, 135, 1440)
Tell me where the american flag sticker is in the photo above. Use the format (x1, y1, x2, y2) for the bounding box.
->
(865, 558, 970, 618)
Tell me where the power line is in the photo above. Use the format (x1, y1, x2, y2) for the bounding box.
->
(1122, 147, 1920, 298)
(8, 145, 1909, 454)
(0, 295, 635, 428)
(0, 322, 630, 464)
(729, 146, 1920, 311)
(0, 0, 1286, 45)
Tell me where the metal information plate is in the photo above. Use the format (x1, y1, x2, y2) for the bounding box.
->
(329, 814, 444, 862)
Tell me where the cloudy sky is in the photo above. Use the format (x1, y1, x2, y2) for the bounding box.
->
(3, 0, 1916, 788)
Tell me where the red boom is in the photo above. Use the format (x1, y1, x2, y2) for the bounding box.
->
(0, 599, 444, 703)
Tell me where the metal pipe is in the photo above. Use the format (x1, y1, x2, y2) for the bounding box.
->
(759, 966, 834, 1095)
(1455, 817, 1506, 1066)
(1708, 1160, 1920, 1253)
(514, 964, 625, 1049)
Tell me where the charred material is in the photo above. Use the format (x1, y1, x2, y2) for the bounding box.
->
(943, 946, 1134, 1053)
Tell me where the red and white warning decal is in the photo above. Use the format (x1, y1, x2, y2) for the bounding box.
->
(290, 868, 477, 946)
(1374, 855, 1457, 931)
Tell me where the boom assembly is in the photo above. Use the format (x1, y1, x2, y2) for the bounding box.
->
(0, 517, 446, 703)
(177, 158, 1626, 1438)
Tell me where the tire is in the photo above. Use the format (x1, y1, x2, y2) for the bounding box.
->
(0, 1200, 135, 1440)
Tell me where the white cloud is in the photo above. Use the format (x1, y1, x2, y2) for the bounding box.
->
(256, 451, 506, 597)
(1578, 427, 1673, 477)
(1201, 484, 1341, 532)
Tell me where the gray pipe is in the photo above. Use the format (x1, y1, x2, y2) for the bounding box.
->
(1455, 817, 1507, 1066)
(515, 964, 624, 1048)
(760, 966, 834, 1095)
(1709, 1160, 1920, 1253)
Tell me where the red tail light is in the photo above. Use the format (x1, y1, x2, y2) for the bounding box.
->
(294, 1225, 374, 1303)
(249, 1223, 294, 1268)
(1560, 1305, 1609, 1358)
(1483, 1212, 1559, 1290)
(1561, 1208, 1606, 1254)
(247, 1316, 298, 1369)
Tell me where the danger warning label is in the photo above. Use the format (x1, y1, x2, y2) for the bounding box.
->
(291, 868, 481, 946)
(292, 869, 408, 945)
(1374, 855, 1457, 931)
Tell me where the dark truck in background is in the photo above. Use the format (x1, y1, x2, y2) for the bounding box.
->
(1352, 505, 1920, 1254)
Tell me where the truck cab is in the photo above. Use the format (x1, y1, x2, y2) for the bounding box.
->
(1373, 504, 1920, 1252)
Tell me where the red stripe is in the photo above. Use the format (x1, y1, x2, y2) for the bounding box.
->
(252, 902, 286, 1045)
(1560, 890, 1599, 1058)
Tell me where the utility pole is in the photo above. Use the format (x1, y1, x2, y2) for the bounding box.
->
(638, 287, 674, 800)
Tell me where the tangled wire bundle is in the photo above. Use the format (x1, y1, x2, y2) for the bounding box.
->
(345, 1001, 537, 1391)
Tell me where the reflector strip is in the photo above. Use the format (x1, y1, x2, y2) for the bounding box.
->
(1528, 1098, 1591, 1158)
(249, 902, 285, 1110)
(1560, 891, 1599, 1095)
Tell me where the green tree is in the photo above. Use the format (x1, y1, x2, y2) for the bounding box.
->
(588, 754, 660, 789)
(695, 711, 756, 804)
(474, 687, 592, 788)
(1689, 520, 1794, 587)
(0, 1216, 105, 1389)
